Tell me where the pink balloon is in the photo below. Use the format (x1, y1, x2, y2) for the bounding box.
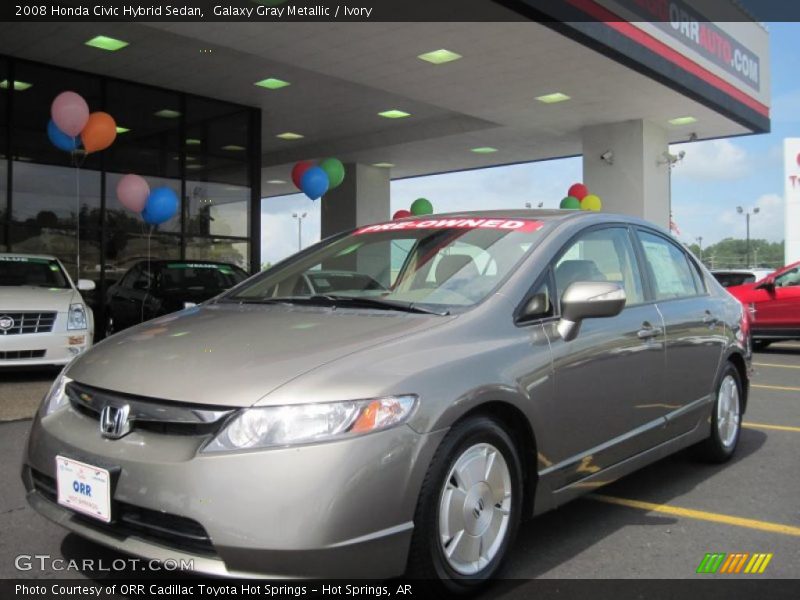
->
(116, 174, 150, 213)
(51, 91, 90, 137)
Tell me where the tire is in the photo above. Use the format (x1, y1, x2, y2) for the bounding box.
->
(695, 363, 743, 463)
(406, 415, 524, 592)
(752, 340, 771, 351)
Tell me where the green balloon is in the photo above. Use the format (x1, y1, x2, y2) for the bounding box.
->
(410, 198, 433, 216)
(319, 158, 345, 189)
(560, 196, 581, 210)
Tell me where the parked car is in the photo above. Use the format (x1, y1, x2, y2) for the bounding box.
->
(104, 259, 249, 335)
(726, 261, 800, 349)
(0, 253, 94, 367)
(24, 211, 750, 589)
(711, 268, 774, 288)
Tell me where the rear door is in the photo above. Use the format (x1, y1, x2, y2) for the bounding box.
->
(635, 229, 726, 435)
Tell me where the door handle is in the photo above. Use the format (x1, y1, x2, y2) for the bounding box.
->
(637, 324, 663, 340)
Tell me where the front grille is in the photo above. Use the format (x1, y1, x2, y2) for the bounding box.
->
(31, 470, 216, 556)
(0, 349, 46, 360)
(66, 382, 233, 437)
(0, 312, 57, 335)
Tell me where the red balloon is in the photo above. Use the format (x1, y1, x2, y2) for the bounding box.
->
(567, 183, 589, 201)
(393, 209, 412, 220)
(291, 161, 314, 190)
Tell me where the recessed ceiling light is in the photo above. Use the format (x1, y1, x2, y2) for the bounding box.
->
(668, 116, 698, 126)
(471, 147, 498, 154)
(186, 164, 204, 170)
(372, 162, 395, 168)
(254, 78, 290, 90)
(221, 145, 246, 151)
(186, 138, 202, 146)
(85, 35, 129, 52)
(115, 126, 130, 134)
(276, 132, 304, 140)
(172, 155, 197, 162)
(0, 79, 32, 91)
(418, 49, 462, 65)
(378, 110, 411, 119)
(267, 179, 287, 184)
(154, 109, 181, 119)
(536, 92, 571, 104)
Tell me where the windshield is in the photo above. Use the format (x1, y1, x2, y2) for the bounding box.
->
(0, 256, 70, 289)
(226, 217, 544, 309)
(157, 263, 248, 293)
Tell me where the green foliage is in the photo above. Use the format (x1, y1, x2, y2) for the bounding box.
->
(691, 238, 785, 269)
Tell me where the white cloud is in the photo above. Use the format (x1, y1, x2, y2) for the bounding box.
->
(671, 139, 751, 182)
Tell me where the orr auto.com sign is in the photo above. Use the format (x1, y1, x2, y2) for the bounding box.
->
(619, 0, 761, 91)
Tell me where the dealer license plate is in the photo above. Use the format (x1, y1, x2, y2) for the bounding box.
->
(55, 455, 112, 523)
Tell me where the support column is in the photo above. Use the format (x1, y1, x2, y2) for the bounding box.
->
(582, 120, 670, 230)
(321, 163, 390, 239)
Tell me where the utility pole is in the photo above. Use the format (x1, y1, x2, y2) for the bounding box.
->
(736, 205, 760, 268)
(292, 212, 307, 252)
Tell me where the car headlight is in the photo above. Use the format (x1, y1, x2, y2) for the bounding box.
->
(42, 371, 72, 416)
(68, 303, 88, 330)
(203, 395, 417, 453)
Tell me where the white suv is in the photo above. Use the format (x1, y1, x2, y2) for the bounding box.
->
(0, 254, 94, 367)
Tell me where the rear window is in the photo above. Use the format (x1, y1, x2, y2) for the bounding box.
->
(159, 263, 247, 292)
(0, 256, 70, 289)
(712, 272, 756, 288)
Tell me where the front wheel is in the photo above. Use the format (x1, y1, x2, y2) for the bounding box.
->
(695, 363, 743, 463)
(406, 416, 523, 591)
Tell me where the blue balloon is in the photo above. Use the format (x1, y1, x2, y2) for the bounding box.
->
(47, 119, 79, 152)
(300, 166, 330, 201)
(142, 187, 179, 225)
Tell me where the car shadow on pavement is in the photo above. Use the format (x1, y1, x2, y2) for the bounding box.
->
(495, 427, 767, 582)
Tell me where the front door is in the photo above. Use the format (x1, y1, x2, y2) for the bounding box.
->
(542, 226, 666, 488)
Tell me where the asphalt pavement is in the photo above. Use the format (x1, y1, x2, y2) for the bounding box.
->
(1, 344, 798, 583)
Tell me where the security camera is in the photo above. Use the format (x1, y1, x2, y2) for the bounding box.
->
(600, 150, 614, 165)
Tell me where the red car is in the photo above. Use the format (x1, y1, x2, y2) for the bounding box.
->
(727, 261, 800, 349)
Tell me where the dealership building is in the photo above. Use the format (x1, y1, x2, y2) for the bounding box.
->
(0, 1, 771, 310)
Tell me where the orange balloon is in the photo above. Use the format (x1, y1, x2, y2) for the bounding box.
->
(80, 112, 117, 154)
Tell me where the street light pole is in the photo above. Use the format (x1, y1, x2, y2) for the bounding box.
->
(696, 236, 703, 263)
(292, 212, 307, 252)
(736, 206, 760, 268)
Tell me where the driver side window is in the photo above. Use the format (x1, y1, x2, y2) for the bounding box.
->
(775, 267, 800, 287)
(554, 227, 645, 306)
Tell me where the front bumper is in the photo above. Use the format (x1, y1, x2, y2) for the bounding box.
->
(22, 404, 444, 578)
(0, 330, 91, 367)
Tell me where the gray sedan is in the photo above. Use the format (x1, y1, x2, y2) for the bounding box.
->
(22, 210, 750, 590)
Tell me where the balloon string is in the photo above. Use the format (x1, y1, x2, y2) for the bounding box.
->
(75, 160, 81, 280)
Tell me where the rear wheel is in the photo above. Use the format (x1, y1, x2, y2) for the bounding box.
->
(406, 416, 523, 592)
(695, 363, 742, 463)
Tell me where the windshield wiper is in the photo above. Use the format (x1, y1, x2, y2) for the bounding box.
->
(224, 295, 449, 315)
(305, 294, 449, 316)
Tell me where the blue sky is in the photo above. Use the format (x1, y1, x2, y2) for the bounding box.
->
(261, 23, 797, 265)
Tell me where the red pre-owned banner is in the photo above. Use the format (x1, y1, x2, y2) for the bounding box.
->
(354, 218, 544, 235)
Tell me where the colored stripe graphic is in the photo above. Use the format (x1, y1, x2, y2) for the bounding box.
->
(698, 553, 773, 574)
(697, 553, 726, 573)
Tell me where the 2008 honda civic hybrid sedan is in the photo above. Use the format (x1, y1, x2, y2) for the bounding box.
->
(22, 210, 750, 589)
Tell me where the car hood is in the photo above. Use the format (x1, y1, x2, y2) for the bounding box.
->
(0, 286, 77, 311)
(67, 302, 455, 407)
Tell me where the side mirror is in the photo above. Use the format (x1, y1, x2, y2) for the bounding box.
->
(77, 279, 96, 291)
(755, 276, 775, 291)
(557, 281, 626, 342)
(519, 292, 551, 321)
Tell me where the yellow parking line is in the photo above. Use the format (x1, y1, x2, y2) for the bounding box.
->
(751, 383, 800, 393)
(590, 494, 800, 537)
(743, 422, 800, 433)
(754, 362, 800, 370)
